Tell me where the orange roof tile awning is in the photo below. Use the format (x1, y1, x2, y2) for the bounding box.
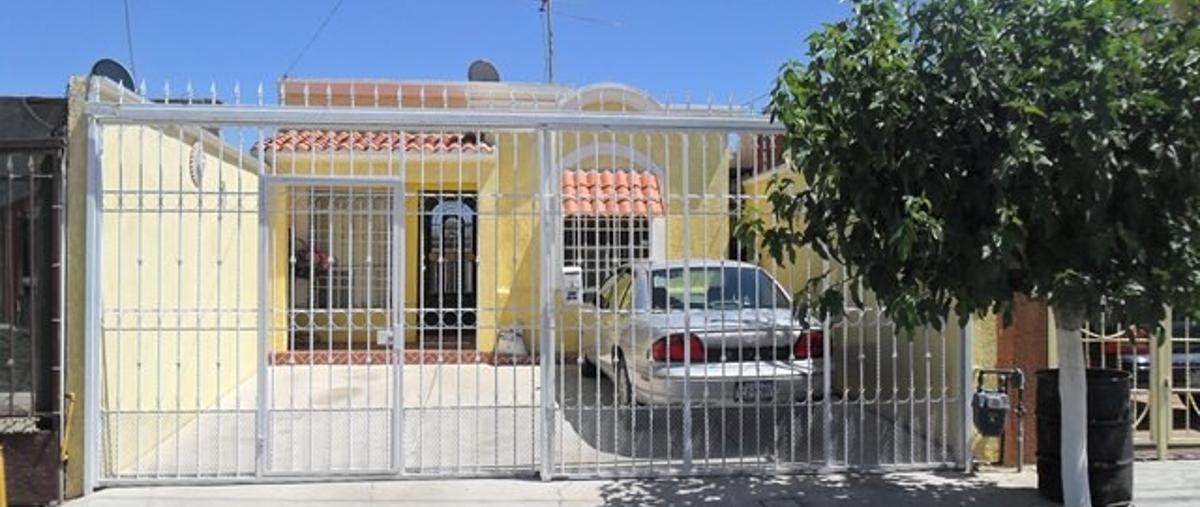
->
(256, 130, 493, 154)
(562, 169, 664, 217)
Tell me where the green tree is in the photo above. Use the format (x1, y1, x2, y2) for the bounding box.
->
(751, 1, 1200, 505)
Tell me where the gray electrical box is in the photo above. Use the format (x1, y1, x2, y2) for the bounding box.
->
(563, 266, 583, 304)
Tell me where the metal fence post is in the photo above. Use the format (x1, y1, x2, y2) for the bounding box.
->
(960, 320, 974, 471)
(536, 129, 560, 480)
(1152, 307, 1173, 459)
(255, 175, 270, 477)
(822, 314, 834, 470)
(680, 135, 693, 473)
(392, 181, 406, 474)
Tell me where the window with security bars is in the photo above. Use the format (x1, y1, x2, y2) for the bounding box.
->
(563, 217, 651, 297)
(294, 189, 393, 309)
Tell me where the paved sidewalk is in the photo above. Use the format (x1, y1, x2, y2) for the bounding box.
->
(1134, 459, 1200, 507)
(67, 461, 1198, 506)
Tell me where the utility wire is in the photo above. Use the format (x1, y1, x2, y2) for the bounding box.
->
(557, 12, 622, 28)
(283, 0, 346, 77)
(122, 0, 137, 80)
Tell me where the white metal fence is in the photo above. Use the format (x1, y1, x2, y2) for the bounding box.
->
(83, 77, 971, 488)
(1080, 307, 1200, 453)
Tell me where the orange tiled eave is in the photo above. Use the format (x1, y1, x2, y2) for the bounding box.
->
(562, 169, 664, 217)
(255, 129, 494, 154)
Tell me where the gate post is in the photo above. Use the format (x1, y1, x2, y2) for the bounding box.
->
(392, 181, 407, 474)
(1150, 307, 1173, 459)
(82, 79, 104, 493)
(536, 129, 560, 480)
(820, 259, 834, 470)
(254, 171, 270, 478)
(822, 314, 834, 469)
(959, 320, 974, 471)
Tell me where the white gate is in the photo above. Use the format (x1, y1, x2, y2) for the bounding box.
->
(82, 77, 971, 488)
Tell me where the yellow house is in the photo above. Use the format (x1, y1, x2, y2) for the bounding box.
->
(68, 75, 748, 489)
(63, 74, 995, 494)
(257, 78, 733, 358)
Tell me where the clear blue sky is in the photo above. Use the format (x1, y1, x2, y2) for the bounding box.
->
(1, 1, 847, 106)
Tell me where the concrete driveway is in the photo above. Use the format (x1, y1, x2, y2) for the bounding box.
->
(113, 363, 947, 478)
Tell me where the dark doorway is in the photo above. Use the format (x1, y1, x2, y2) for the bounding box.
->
(420, 193, 478, 348)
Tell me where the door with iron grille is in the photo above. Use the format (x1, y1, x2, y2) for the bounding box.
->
(419, 193, 478, 348)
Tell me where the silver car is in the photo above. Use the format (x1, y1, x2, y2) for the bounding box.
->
(575, 260, 825, 407)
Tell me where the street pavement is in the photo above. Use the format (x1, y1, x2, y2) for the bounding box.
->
(66, 460, 1200, 506)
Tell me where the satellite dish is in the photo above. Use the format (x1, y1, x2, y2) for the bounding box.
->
(90, 58, 136, 92)
(467, 59, 501, 82)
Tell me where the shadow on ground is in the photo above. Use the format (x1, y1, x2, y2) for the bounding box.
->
(595, 471, 1052, 507)
(556, 365, 946, 467)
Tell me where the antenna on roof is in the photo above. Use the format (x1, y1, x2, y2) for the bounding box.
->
(540, 0, 554, 83)
(536, 1, 621, 84)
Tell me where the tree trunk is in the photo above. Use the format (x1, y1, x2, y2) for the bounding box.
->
(1054, 305, 1092, 507)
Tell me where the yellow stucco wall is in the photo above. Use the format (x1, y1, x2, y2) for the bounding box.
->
(64, 76, 88, 499)
(61, 78, 263, 486)
(96, 122, 260, 474)
(267, 123, 729, 355)
(65, 78, 263, 493)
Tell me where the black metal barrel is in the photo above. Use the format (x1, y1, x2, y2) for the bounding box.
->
(1035, 369, 1134, 506)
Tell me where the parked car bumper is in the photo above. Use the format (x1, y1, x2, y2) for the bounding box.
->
(633, 360, 824, 406)
(1113, 354, 1200, 391)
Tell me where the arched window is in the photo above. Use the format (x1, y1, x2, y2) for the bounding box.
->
(428, 199, 476, 297)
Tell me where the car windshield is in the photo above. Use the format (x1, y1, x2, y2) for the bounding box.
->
(648, 266, 790, 310)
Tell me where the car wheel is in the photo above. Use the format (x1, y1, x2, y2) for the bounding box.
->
(614, 352, 634, 407)
(580, 355, 597, 378)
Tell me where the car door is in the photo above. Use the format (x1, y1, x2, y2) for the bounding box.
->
(596, 269, 633, 374)
(581, 273, 617, 368)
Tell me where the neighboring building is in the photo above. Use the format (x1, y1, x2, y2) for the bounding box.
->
(0, 95, 67, 505)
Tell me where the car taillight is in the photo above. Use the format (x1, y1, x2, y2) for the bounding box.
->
(651, 333, 706, 363)
(794, 330, 824, 359)
(1100, 327, 1151, 355)
(1103, 340, 1149, 355)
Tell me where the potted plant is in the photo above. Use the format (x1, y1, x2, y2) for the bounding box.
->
(292, 238, 332, 308)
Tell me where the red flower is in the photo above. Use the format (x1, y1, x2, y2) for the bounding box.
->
(293, 238, 332, 279)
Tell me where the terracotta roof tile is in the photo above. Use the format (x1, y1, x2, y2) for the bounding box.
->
(562, 169, 664, 218)
(256, 130, 494, 154)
